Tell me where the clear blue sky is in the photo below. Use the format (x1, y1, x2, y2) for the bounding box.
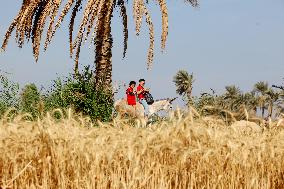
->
(0, 0, 283, 101)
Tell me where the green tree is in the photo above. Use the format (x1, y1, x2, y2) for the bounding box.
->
(0, 74, 19, 115)
(276, 91, 284, 116)
(253, 81, 269, 118)
(20, 84, 41, 118)
(272, 78, 284, 117)
(243, 92, 258, 116)
(224, 85, 241, 99)
(44, 66, 113, 122)
(265, 88, 280, 117)
(223, 85, 241, 111)
(173, 70, 194, 105)
(194, 91, 216, 113)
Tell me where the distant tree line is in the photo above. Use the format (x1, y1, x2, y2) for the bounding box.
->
(174, 70, 284, 121)
(1, 68, 283, 123)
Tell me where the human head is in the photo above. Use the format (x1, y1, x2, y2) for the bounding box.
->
(139, 79, 145, 86)
(129, 81, 136, 88)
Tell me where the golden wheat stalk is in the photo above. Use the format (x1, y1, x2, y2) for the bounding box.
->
(1, 109, 284, 188)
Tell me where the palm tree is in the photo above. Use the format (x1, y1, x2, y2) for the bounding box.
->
(223, 85, 241, 111)
(1, 0, 198, 91)
(253, 81, 269, 118)
(272, 78, 284, 117)
(224, 85, 241, 99)
(276, 91, 284, 117)
(245, 92, 258, 116)
(173, 70, 194, 105)
(266, 88, 280, 117)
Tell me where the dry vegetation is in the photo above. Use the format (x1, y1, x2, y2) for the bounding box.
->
(1, 109, 284, 189)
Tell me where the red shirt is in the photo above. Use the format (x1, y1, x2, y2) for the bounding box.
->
(137, 85, 145, 100)
(126, 87, 136, 105)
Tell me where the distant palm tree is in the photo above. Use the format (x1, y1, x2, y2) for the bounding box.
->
(272, 78, 284, 117)
(1, 0, 198, 91)
(223, 85, 241, 111)
(254, 81, 269, 94)
(275, 91, 284, 117)
(253, 81, 269, 118)
(266, 88, 280, 117)
(245, 92, 258, 116)
(173, 70, 194, 104)
(224, 85, 241, 99)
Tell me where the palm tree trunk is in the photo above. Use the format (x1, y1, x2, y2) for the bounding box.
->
(268, 101, 273, 117)
(186, 87, 193, 106)
(94, 1, 114, 92)
(262, 106, 265, 118)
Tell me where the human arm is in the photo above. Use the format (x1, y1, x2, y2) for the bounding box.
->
(126, 88, 136, 96)
(138, 88, 149, 94)
(137, 86, 149, 95)
(137, 89, 144, 95)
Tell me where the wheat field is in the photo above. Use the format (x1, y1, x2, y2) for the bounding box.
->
(1, 109, 284, 189)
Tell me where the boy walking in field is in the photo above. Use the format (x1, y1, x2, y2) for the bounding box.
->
(126, 81, 137, 106)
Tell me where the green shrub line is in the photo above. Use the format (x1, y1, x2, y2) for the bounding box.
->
(0, 66, 113, 122)
(0, 74, 20, 116)
(0, 68, 283, 123)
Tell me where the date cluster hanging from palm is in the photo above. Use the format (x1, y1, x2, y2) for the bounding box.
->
(1, 0, 198, 89)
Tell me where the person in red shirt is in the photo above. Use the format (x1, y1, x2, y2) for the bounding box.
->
(137, 79, 150, 116)
(126, 81, 137, 106)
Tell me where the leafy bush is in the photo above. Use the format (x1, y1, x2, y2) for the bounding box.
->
(43, 78, 70, 112)
(44, 66, 113, 122)
(20, 83, 41, 118)
(0, 74, 19, 116)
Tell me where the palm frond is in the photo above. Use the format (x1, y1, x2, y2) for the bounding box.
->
(143, 4, 154, 69)
(44, 0, 63, 51)
(157, 0, 168, 50)
(133, 0, 144, 36)
(2, 0, 198, 70)
(186, 0, 199, 7)
(69, 0, 83, 58)
(118, 0, 128, 58)
(253, 81, 269, 95)
(173, 70, 194, 97)
(224, 85, 241, 99)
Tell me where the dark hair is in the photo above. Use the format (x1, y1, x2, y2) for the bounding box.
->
(139, 79, 145, 82)
(129, 81, 136, 86)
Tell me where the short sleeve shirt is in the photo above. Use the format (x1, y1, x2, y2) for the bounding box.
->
(126, 87, 136, 105)
(137, 85, 145, 100)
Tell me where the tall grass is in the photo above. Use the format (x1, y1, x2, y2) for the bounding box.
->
(1, 110, 284, 188)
